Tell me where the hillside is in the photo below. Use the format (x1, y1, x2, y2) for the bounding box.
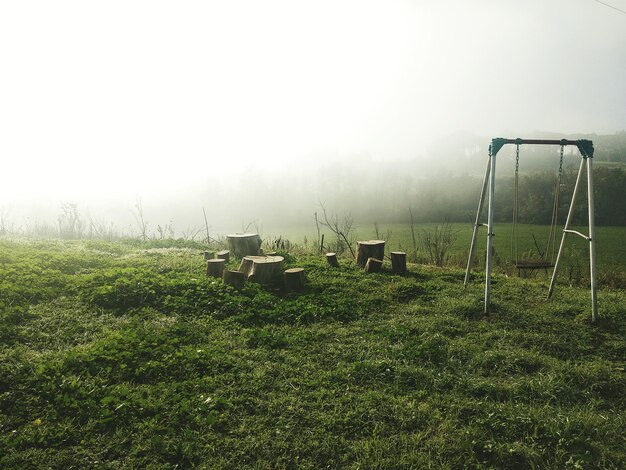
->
(1, 239, 625, 468)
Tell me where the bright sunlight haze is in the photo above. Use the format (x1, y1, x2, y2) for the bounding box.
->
(1, 0, 625, 228)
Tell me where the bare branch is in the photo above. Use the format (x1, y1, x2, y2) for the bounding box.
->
(133, 197, 149, 242)
(418, 219, 458, 267)
(317, 199, 356, 258)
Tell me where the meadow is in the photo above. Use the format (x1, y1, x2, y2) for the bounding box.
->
(1, 234, 625, 468)
(266, 222, 626, 284)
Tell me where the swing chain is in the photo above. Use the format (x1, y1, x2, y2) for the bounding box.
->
(558, 145, 564, 181)
(512, 144, 520, 263)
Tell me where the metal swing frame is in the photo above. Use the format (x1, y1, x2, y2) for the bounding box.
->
(464, 138, 598, 321)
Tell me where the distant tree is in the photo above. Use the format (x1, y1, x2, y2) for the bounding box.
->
(133, 197, 149, 241)
(58, 203, 83, 239)
(0, 206, 10, 236)
(594, 167, 626, 225)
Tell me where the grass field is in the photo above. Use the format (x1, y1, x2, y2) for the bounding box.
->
(263, 222, 626, 281)
(1, 238, 625, 468)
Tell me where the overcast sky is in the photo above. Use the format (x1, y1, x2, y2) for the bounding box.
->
(1, 0, 625, 206)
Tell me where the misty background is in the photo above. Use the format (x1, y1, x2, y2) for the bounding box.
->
(1, 0, 625, 237)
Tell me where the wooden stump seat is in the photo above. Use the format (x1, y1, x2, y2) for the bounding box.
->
(227, 233, 262, 258)
(284, 268, 305, 291)
(239, 255, 285, 285)
(356, 240, 385, 267)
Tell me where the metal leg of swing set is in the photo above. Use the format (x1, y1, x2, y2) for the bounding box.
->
(547, 157, 598, 321)
(484, 152, 497, 314)
(464, 158, 491, 287)
(588, 156, 599, 322)
(464, 152, 497, 314)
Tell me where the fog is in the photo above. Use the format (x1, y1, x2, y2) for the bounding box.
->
(1, 0, 625, 235)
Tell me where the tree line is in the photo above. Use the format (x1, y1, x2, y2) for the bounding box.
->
(403, 166, 626, 227)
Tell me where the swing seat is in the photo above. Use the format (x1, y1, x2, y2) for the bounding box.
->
(515, 260, 554, 269)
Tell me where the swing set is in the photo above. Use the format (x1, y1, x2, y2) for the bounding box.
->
(464, 138, 598, 321)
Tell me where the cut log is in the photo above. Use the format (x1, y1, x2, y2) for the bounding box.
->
(206, 258, 226, 277)
(238, 255, 266, 277)
(239, 255, 285, 285)
(391, 251, 407, 274)
(326, 252, 340, 268)
(364, 257, 383, 273)
(216, 250, 230, 262)
(250, 256, 284, 285)
(284, 268, 305, 291)
(227, 233, 262, 258)
(356, 240, 385, 267)
(222, 269, 245, 289)
(203, 251, 214, 261)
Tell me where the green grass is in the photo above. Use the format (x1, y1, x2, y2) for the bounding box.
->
(267, 222, 626, 282)
(1, 239, 625, 468)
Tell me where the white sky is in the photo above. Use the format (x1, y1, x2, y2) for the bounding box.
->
(1, 0, 625, 205)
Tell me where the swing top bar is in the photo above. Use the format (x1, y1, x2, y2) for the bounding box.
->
(490, 138, 594, 158)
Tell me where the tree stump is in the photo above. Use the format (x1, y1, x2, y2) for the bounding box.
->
(238, 256, 266, 277)
(284, 268, 305, 291)
(206, 258, 226, 277)
(227, 233, 262, 258)
(216, 250, 230, 262)
(391, 251, 407, 274)
(239, 255, 284, 285)
(356, 240, 385, 267)
(364, 257, 383, 273)
(203, 251, 214, 261)
(223, 269, 245, 289)
(326, 252, 340, 268)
